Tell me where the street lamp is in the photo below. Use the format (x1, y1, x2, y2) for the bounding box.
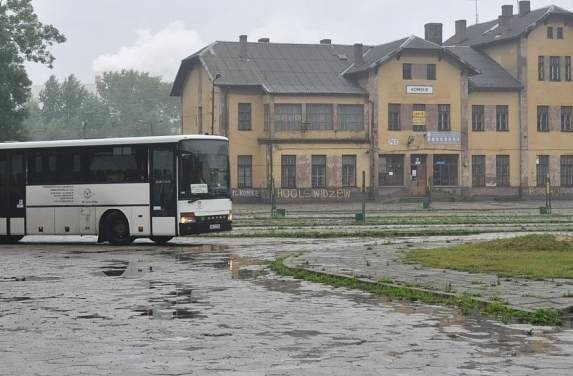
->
(211, 73, 222, 135)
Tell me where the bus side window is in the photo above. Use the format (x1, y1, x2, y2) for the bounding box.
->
(85, 145, 148, 184)
(10, 154, 24, 185)
(0, 153, 7, 186)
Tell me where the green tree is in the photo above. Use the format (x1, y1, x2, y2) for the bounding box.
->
(96, 70, 180, 137)
(61, 74, 88, 125)
(78, 92, 111, 139)
(0, 0, 65, 140)
(32, 75, 90, 140)
(0, 44, 28, 140)
(39, 75, 63, 123)
(20, 97, 41, 140)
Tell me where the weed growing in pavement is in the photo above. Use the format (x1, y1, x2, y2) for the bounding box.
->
(270, 256, 562, 326)
(378, 276, 394, 284)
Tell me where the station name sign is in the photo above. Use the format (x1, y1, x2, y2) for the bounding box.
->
(426, 131, 461, 145)
(406, 85, 433, 94)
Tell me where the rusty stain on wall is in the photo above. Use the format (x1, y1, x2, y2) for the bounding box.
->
(327, 156, 342, 187)
(296, 155, 311, 187)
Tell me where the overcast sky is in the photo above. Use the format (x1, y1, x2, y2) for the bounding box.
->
(26, 0, 573, 85)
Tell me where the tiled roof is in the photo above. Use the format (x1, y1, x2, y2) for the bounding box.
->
(171, 42, 369, 96)
(446, 46, 521, 91)
(344, 36, 477, 76)
(173, 4, 572, 97)
(445, 5, 573, 47)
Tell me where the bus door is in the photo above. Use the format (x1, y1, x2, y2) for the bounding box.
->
(0, 152, 26, 236)
(0, 152, 7, 235)
(150, 145, 177, 236)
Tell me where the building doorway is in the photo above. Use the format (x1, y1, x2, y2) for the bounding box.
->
(409, 154, 427, 196)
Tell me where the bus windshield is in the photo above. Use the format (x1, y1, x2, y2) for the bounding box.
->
(178, 139, 230, 200)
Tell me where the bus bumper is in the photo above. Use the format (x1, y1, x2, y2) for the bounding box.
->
(179, 221, 232, 236)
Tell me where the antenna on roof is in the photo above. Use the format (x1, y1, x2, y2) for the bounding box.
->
(468, 0, 480, 24)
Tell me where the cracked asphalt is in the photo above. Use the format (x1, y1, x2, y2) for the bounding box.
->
(1, 236, 573, 375)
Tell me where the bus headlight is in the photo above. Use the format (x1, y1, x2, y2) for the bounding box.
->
(180, 212, 196, 224)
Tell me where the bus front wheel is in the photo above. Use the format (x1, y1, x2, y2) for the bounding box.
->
(0, 236, 24, 244)
(103, 211, 134, 245)
(149, 236, 173, 244)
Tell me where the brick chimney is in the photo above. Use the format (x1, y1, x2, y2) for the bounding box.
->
(502, 4, 513, 17)
(353, 43, 364, 65)
(320, 39, 332, 44)
(258, 37, 270, 43)
(239, 35, 248, 58)
(519, 1, 531, 16)
(498, 5, 513, 32)
(424, 23, 443, 45)
(455, 19, 467, 40)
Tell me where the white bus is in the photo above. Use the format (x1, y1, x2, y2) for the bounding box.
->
(0, 135, 232, 244)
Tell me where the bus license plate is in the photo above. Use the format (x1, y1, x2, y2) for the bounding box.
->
(209, 224, 221, 230)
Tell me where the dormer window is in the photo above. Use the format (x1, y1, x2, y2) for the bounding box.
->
(547, 27, 554, 39)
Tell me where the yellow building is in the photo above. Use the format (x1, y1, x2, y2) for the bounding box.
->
(172, 1, 573, 201)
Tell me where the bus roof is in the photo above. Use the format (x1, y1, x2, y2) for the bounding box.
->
(0, 134, 228, 150)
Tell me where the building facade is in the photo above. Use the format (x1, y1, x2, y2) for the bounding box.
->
(171, 1, 573, 201)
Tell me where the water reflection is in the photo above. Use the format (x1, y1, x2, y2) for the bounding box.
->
(228, 254, 267, 280)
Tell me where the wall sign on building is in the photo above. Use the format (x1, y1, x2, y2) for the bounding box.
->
(412, 111, 426, 126)
(406, 85, 433, 94)
(426, 131, 461, 145)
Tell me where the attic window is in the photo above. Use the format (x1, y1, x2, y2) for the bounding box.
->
(547, 27, 554, 39)
(557, 27, 564, 39)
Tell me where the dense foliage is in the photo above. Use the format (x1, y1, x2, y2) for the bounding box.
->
(24, 70, 181, 140)
(0, 0, 65, 141)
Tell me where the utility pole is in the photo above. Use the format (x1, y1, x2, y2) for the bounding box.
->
(211, 73, 222, 135)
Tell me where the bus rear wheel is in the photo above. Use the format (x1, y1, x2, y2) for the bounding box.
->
(0, 236, 24, 244)
(103, 212, 134, 245)
(149, 236, 173, 244)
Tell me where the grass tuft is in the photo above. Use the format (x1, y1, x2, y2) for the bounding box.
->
(405, 234, 573, 280)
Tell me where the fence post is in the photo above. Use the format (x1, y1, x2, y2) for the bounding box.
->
(546, 171, 552, 214)
(271, 177, 276, 218)
(361, 170, 366, 223)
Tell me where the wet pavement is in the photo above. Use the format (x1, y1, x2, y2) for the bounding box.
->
(1, 236, 573, 375)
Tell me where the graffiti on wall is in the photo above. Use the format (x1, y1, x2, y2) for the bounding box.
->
(276, 188, 352, 200)
(231, 188, 266, 199)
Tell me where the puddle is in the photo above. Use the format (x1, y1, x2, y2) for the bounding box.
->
(283, 329, 323, 338)
(101, 260, 129, 276)
(0, 296, 32, 302)
(22, 276, 61, 282)
(76, 313, 111, 320)
(229, 254, 268, 280)
(133, 305, 206, 320)
(439, 315, 563, 356)
(131, 281, 206, 320)
(0, 277, 27, 282)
